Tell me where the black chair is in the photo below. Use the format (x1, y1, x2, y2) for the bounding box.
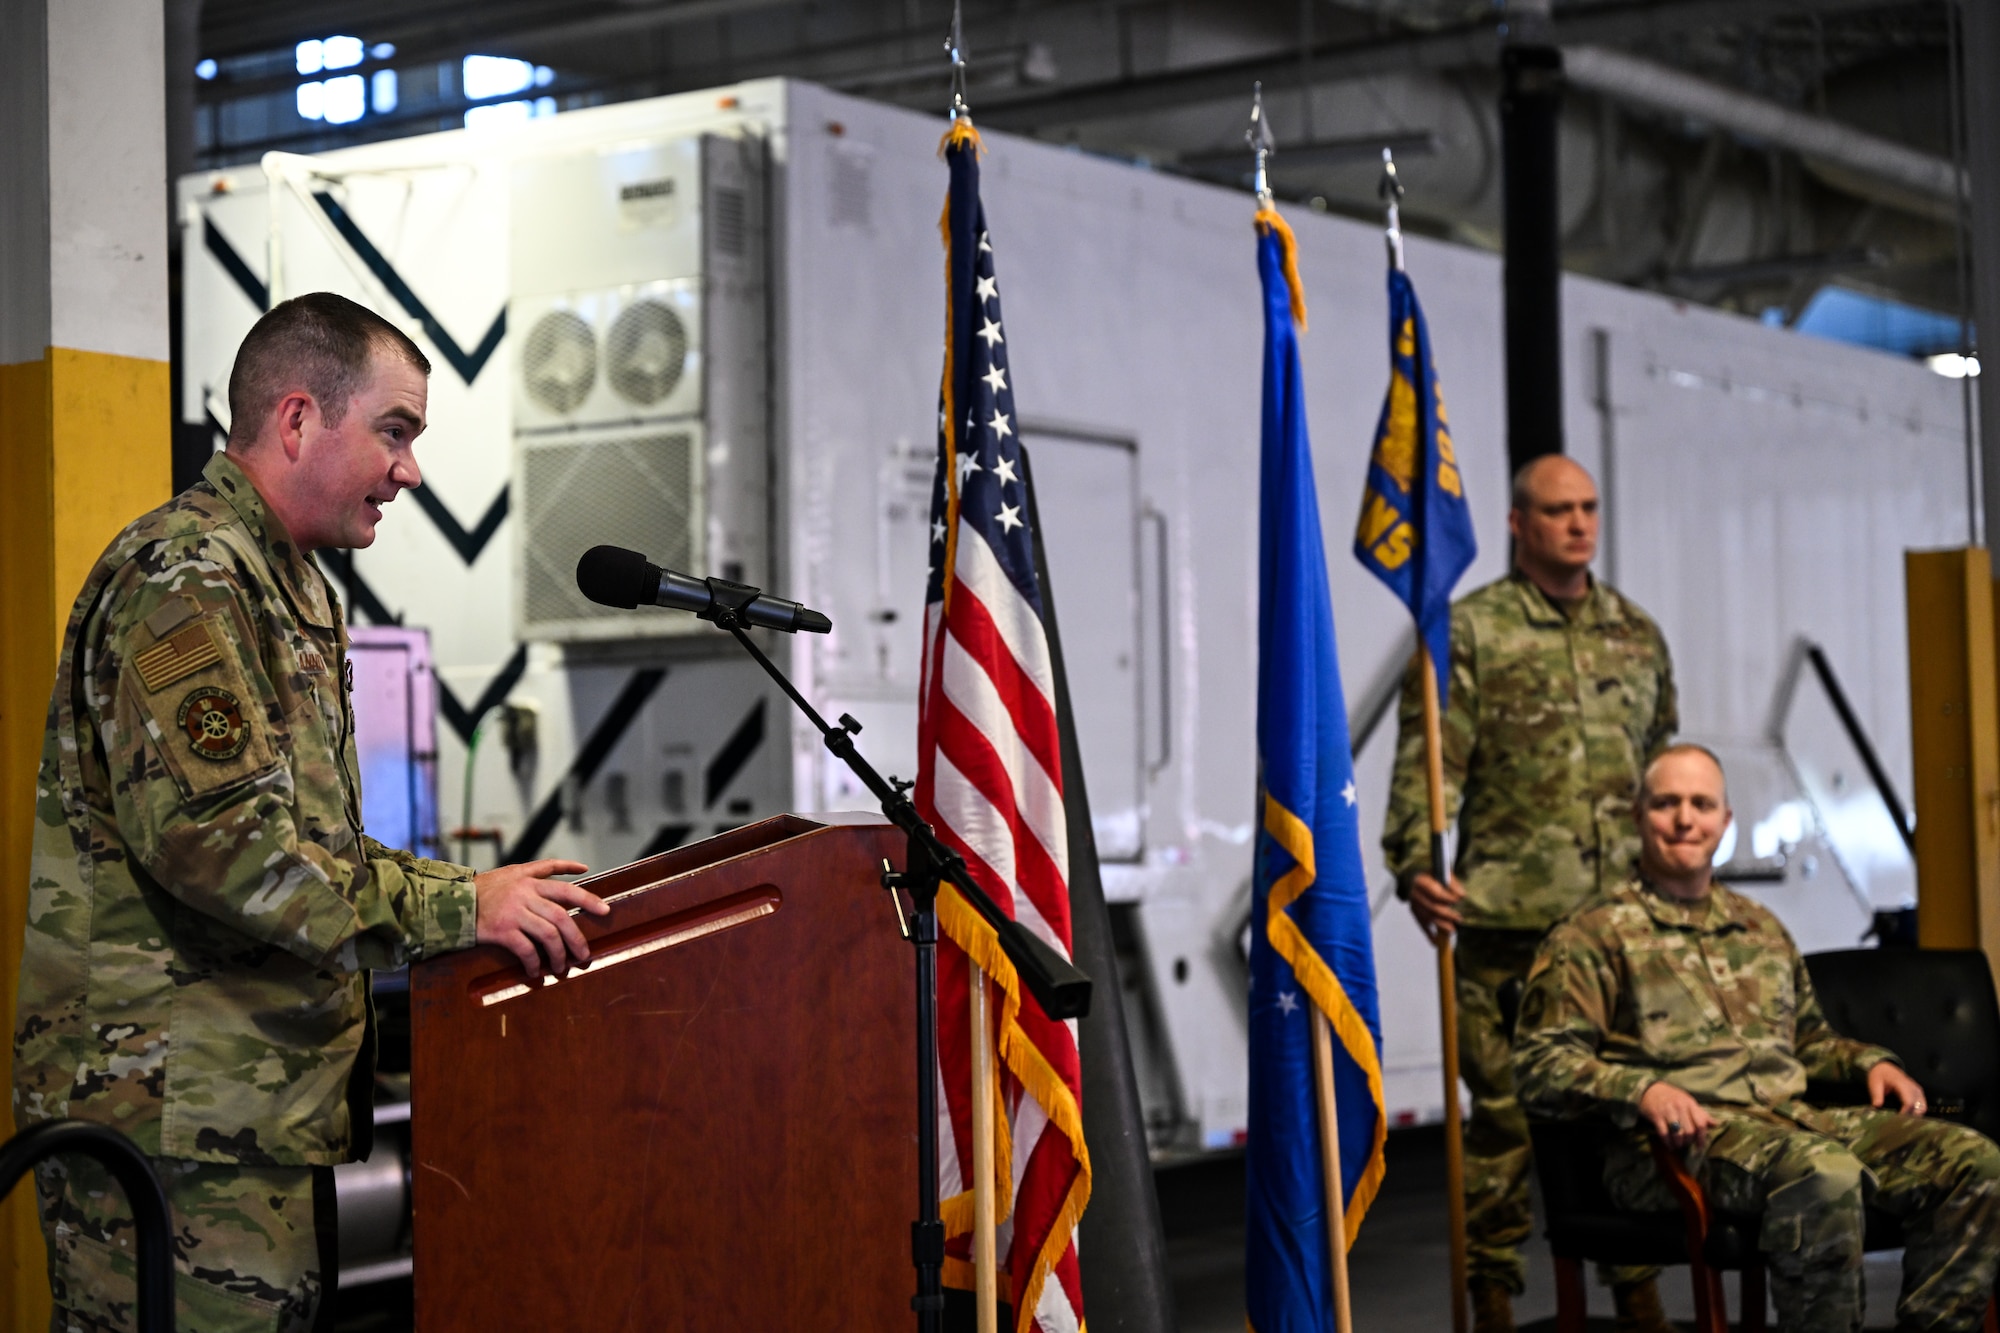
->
(1504, 963, 1765, 1333)
(1526, 1111, 1765, 1333)
(1804, 948, 2000, 1144)
(1512, 949, 2000, 1333)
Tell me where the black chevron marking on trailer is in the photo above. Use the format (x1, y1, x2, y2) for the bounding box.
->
(408, 484, 509, 564)
(703, 699, 767, 810)
(317, 550, 529, 746)
(202, 207, 508, 568)
(318, 550, 403, 628)
(204, 216, 268, 310)
(310, 190, 506, 385)
(505, 669, 668, 864)
(638, 824, 697, 858)
(435, 646, 530, 746)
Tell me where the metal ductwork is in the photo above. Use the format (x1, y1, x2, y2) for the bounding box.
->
(1561, 44, 1962, 223)
(1030, 36, 1952, 313)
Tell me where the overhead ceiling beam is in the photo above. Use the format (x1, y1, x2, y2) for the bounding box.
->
(203, 0, 800, 63)
(458, 0, 803, 57)
(201, 0, 555, 58)
(972, 0, 1906, 131)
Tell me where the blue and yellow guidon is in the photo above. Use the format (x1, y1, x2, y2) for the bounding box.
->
(1354, 269, 1476, 703)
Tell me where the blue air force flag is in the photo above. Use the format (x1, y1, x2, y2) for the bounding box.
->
(1353, 268, 1476, 703)
(1245, 210, 1388, 1333)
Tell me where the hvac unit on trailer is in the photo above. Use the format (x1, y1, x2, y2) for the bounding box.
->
(510, 132, 769, 643)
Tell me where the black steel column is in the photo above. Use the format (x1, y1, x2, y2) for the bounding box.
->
(1501, 42, 1567, 474)
(1963, 0, 2000, 563)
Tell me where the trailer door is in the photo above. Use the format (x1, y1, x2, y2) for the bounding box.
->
(1022, 429, 1144, 863)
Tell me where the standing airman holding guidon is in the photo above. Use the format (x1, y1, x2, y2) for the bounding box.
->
(12, 293, 610, 1332)
(1383, 455, 1678, 1333)
(1514, 744, 2000, 1333)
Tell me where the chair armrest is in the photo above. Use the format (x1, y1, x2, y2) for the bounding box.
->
(1805, 1080, 1968, 1119)
(1804, 1078, 1868, 1108)
(1648, 1132, 1715, 1262)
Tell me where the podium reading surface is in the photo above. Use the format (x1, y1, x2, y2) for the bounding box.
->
(411, 815, 915, 1328)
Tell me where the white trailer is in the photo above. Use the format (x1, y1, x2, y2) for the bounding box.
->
(178, 76, 1964, 1160)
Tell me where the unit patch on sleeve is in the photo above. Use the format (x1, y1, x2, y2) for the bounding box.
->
(178, 687, 250, 761)
(134, 620, 224, 693)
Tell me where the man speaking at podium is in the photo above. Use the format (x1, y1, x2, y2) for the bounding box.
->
(11, 293, 607, 1332)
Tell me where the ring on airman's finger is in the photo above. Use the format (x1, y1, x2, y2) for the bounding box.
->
(1667, 1121, 1681, 1134)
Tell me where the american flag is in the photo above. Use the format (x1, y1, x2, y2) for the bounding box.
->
(916, 120, 1089, 1333)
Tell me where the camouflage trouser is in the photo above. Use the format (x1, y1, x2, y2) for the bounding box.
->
(34, 1151, 333, 1333)
(1603, 1102, 2000, 1333)
(1457, 927, 1653, 1293)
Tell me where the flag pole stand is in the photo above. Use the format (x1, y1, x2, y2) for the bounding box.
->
(1311, 1011, 1356, 1333)
(684, 592, 1091, 1332)
(970, 967, 999, 1333)
(1421, 643, 1470, 1333)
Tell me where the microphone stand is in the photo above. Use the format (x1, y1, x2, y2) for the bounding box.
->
(695, 580, 1090, 1332)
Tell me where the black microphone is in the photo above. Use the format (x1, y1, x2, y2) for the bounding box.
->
(575, 546, 833, 634)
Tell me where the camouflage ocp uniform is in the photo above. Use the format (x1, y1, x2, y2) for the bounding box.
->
(1382, 572, 1676, 1292)
(12, 452, 479, 1331)
(1514, 881, 2000, 1332)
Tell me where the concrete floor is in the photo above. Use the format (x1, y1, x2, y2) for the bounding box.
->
(1159, 1126, 1908, 1333)
(332, 1124, 1915, 1330)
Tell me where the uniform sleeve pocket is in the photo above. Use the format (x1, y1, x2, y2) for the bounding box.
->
(126, 649, 282, 800)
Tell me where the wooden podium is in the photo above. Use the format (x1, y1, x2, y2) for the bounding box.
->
(410, 813, 917, 1328)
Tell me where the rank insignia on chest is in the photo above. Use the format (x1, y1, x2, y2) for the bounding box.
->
(133, 620, 223, 693)
(177, 687, 250, 761)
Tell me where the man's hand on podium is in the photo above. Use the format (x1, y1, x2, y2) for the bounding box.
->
(474, 859, 609, 978)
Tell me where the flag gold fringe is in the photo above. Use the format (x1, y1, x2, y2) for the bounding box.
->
(1253, 208, 1309, 334)
(1262, 794, 1388, 1248)
(938, 884, 1094, 1333)
(939, 116, 986, 157)
(943, 1007, 1016, 1235)
(944, 1256, 1014, 1305)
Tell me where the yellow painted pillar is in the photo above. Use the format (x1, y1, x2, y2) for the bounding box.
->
(2, 3, 172, 1324)
(1905, 549, 2000, 965)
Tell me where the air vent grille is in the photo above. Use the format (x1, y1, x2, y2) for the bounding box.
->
(520, 309, 598, 415)
(605, 300, 690, 406)
(520, 430, 698, 633)
(830, 145, 872, 231)
(713, 187, 747, 258)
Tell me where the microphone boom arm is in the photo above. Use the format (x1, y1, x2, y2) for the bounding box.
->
(704, 592, 1091, 1021)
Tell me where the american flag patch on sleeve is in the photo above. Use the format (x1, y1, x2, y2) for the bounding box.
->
(133, 621, 223, 693)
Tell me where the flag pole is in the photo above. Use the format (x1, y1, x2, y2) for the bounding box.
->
(1422, 645, 1469, 1333)
(1387, 145, 1468, 1333)
(943, 11, 1001, 1330)
(1251, 84, 1355, 1332)
(970, 968, 999, 1333)
(1311, 1013, 1355, 1333)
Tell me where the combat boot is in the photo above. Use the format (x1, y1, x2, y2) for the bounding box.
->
(1612, 1275, 1677, 1333)
(1470, 1278, 1515, 1333)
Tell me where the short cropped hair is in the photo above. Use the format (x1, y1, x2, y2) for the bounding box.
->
(1510, 463, 1537, 511)
(1510, 455, 1597, 511)
(1639, 742, 1728, 802)
(226, 292, 429, 449)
